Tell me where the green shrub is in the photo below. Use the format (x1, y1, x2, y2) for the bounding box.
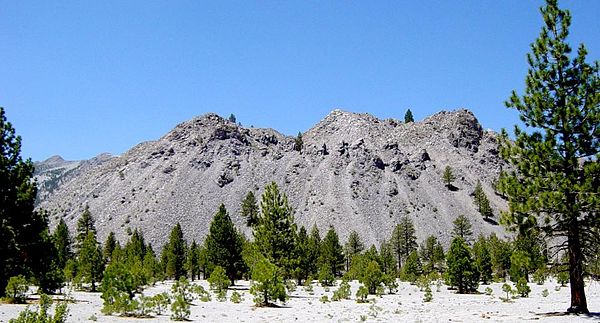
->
(208, 266, 230, 294)
(285, 280, 297, 293)
(170, 295, 190, 321)
(152, 292, 170, 315)
(137, 295, 155, 317)
(249, 258, 287, 306)
(484, 287, 493, 296)
(382, 274, 398, 294)
(516, 277, 530, 297)
(320, 295, 329, 303)
(4, 275, 28, 304)
(331, 280, 351, 301)
(423, 285, 433, 302)
(532, 268, 547, 285)
(190, 283, 211, 302)
(501, 283, 515, 301)
(556, 270, 569, 287)
(9, 293, 69, 323)
(318, 266, 335, 287)
(172, 277, 194, 303)
(230, 291, 243, 303)
(541, 289, 549, 297)
(356, 285, 369, 303)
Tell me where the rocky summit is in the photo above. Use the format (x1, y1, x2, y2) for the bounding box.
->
(35, 109, 508, 249)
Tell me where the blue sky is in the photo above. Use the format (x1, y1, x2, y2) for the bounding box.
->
(2, 1, 599, 161)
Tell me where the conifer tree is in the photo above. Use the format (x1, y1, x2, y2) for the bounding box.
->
(419, 235, 445, 274)
(53, 219, 72, 271)
(404, 109, 414, 123)
(344, 230, 365, 271)
(75, 206, 96, 251)
(205, 204, 244, 284)
(0, 107, 49, 296)
(319, 226, 345, 277)
(390, 216, 418, 270)
(446, 237, 479, 294)
(293, 132, 303, 152)
(241, 191, 259, 227)
(488, 233, 513, 279)
(379, 240, 397, 274)
(78, 231, 104, 292)
(103, 232, 117, 263)
(254, 182, 297, 276)
(499, 0, 599, 313)
(473, 235, 492, 284)
(307, 224, 322, 277)
(452, 214, 473, 243)
(473, 181, 493, 220)
(400, 250, 422, 283)
(293, 226, 311, 284)
(228, 113, 236, 123)
(186, 240, 200, 281)
(165, 223, 187, 279)
(442, 166, 456, 189)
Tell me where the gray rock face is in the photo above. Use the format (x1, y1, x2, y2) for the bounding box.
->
(36, 109, 508, 249)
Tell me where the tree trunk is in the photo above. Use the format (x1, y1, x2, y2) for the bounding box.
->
(567, 221, 588, 314)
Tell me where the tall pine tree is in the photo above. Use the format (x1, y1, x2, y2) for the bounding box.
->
(499, 0, 599, 313)
(254, 182, 297, 277)
(164, 223, 187, 279)
(205, 204, 244, 284)
(0, 107, 53, 296)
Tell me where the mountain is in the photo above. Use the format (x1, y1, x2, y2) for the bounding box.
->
(35, 109, 508, 249)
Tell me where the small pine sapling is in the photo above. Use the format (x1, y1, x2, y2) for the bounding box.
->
(356, 285, 369, 303)
(542, 289, 549, 297)
(484, 287, 493, 296)
(152, 292, 170, 315)
(320, 295, 330, 303)
(170, 295, 190, 321)
(423, 285, 433, 302)
(516, 277, 530, 297)
(230, 291, 243, 303)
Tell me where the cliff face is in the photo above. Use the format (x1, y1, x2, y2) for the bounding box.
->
(35, 109, 507, 248)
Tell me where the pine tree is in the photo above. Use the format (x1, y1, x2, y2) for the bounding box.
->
(228, 113, 236, 123)
(78, 231, 104, 292)
(390, 216, 418, 270)
(473, 235, 492, 284)
(379, 240, 397, 274)
(452, 214, 473, 243)
(293, 226, 311, 284)
(293, 132, 303, 152)
(400, 251, 422, 283)
(488, 233, 513, 279)
(53, 219, 72, 271)
(404, 109, 414, 123)
(319, 226, 345, 277)
(499, 0, 599, 313)
(241, 191, 259, 227)
(307, 224, 321, 277)
(446, 237, 479, 294)
(419, 235, 445, 274)
(205, 204, 244, 284)
(0, 107, 49, 296)
(103, 231, 117, 263)
(442, 166, 456, 189)
(344, 230, 364, 271)
(186, 240, 200, 281)
(254, 182, 297, 276)
(473, 181, 493, 220)
(75, 206, 96, 251)
(165, 223, 187, 279)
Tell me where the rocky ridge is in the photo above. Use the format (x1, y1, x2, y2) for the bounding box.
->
(35, 109, 508, 249)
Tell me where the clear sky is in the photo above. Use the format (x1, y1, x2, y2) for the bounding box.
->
(2, 1, 599, 161)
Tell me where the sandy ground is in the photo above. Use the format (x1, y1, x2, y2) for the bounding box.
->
(1, 278, 598, 322)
